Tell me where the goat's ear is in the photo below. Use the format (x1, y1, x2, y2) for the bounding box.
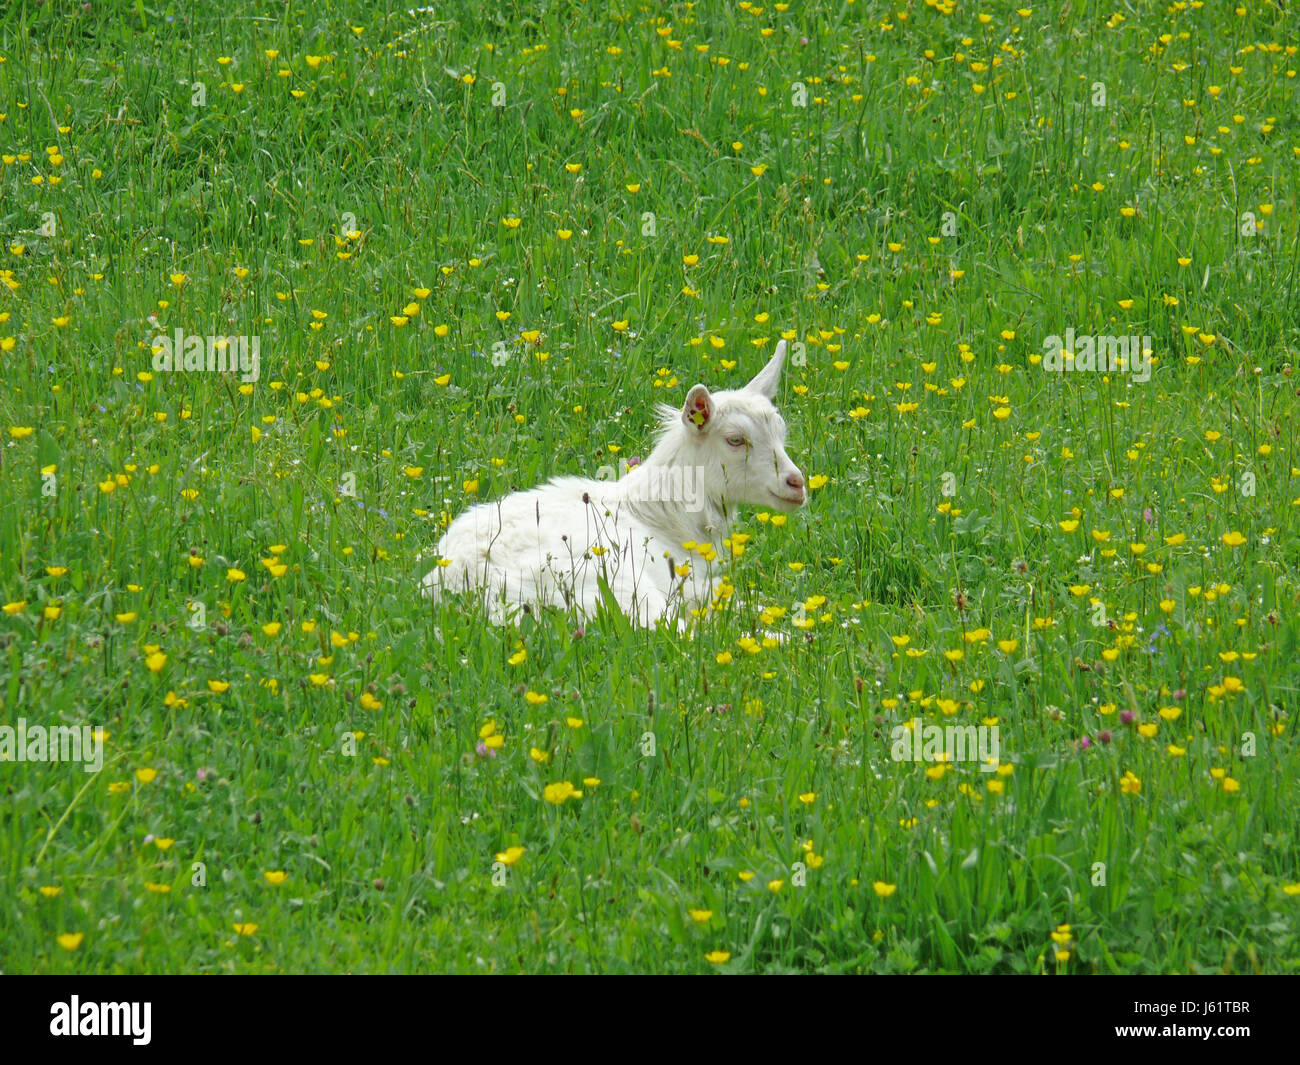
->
(681, 384, 714, 431)
(745, 339, 786, 399)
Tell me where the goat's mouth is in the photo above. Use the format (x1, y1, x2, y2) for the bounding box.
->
(768, 488, 806, 509)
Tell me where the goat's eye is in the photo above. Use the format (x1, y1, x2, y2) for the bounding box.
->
(726, 436, 748, 448)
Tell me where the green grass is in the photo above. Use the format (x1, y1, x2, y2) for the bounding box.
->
(1, 0, 1299, 974)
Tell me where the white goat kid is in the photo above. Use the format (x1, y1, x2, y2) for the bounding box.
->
(422, 340, 805, 628)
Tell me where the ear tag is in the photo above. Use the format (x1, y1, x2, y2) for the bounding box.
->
(690, 410, 706, 426)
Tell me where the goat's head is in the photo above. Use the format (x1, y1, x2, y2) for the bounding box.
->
(676, 340, 805, 512)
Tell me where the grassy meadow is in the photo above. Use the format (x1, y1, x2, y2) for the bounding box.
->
(1, 0, 1299, 973)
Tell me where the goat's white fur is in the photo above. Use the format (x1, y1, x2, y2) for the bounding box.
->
(421, 341, 804, 628)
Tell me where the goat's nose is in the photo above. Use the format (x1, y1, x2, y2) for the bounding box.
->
(786, 472, 805, 492)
